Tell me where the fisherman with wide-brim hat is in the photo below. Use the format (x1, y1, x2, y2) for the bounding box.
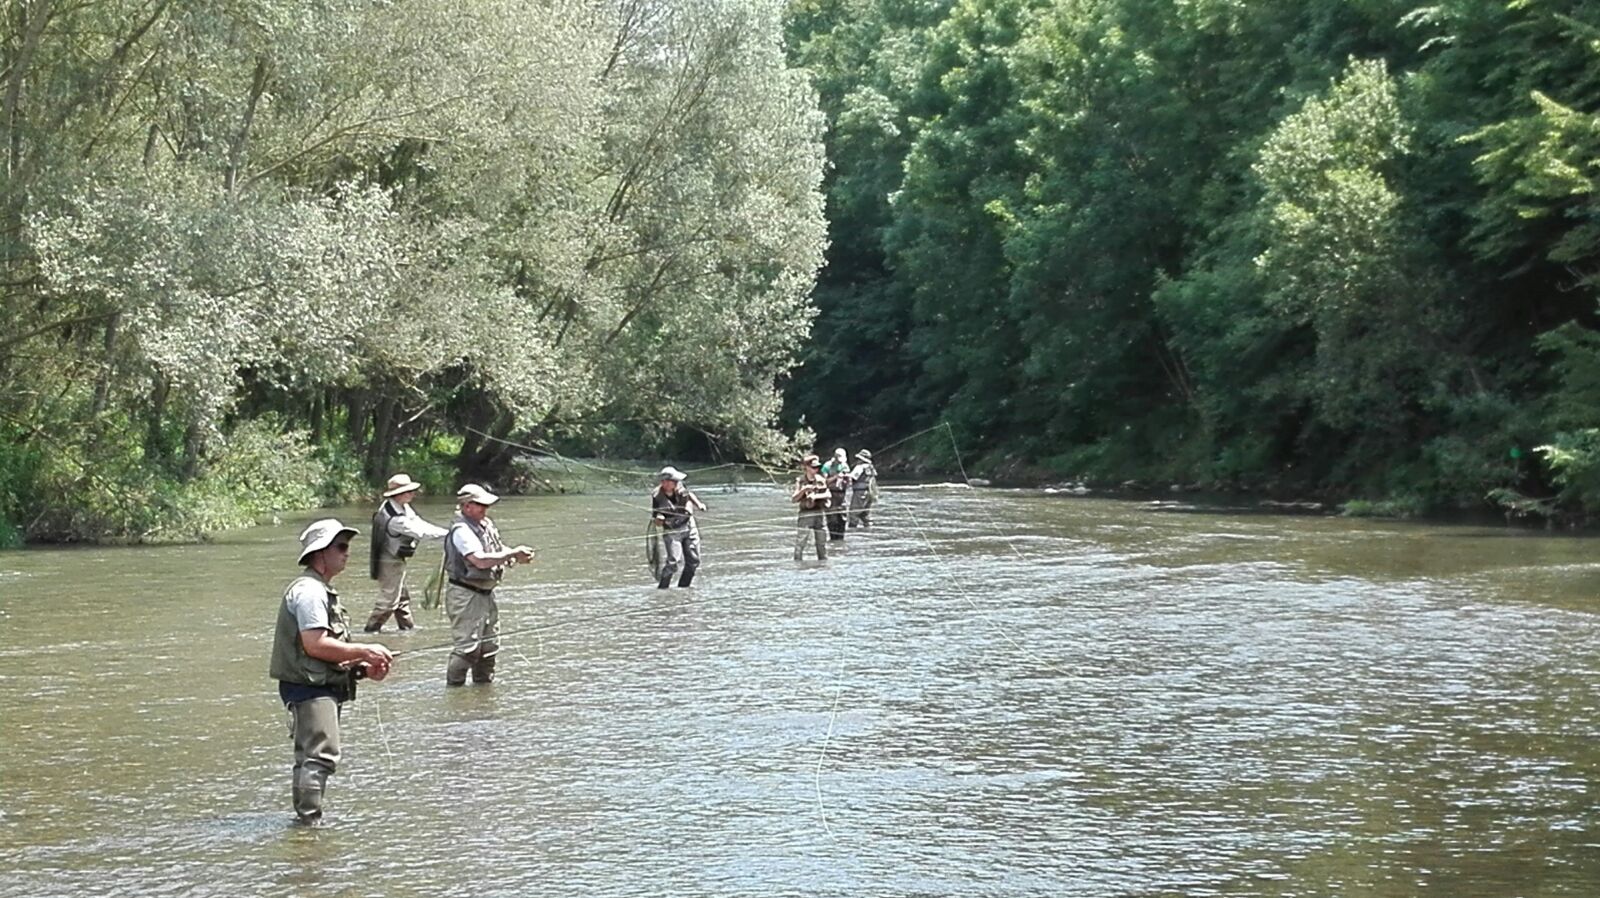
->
(440, 484, 534, 686)
(848, 449, 879, 529)
(364, 473, 449, 633)
(650, 465, 708, 588)
(270, 518, 393, 825)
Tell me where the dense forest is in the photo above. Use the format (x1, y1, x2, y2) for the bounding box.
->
(0, 0, 826, 543)
(779, 0, 1600, 520)
(6, 0, 1600, 544)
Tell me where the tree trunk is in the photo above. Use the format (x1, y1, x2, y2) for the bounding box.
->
(180, 418, 203, 481)
(143, 374, 169, 462)
(308, 390, 324, 444)
(367, 393, 396, 480)
(345, 388, 369, 452)
(90, 313, 120, 418)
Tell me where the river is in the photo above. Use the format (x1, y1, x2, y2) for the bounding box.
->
(2, 484, 1598, 896)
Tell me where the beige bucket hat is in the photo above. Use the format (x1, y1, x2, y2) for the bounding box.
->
(382, 473, 424, 497)
(298, 518, 359, 565)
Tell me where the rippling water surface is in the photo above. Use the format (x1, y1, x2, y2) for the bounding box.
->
(3, 485, 1599, 896)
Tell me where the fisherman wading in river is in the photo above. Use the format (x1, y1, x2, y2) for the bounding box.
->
(651, 465, 707, 588)
(791, 453, 832, 561)
(442, 484, 535, 686)
(848, 449, 878, 529)
(270, 519, 394, 825)
(365, 473, 448, 633)
(821, 447, 852, 542)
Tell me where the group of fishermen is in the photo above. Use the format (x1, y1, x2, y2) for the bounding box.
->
(269, 476, 532, 824)
(270, 449, 879, 825)
(791, 447, 878, 561)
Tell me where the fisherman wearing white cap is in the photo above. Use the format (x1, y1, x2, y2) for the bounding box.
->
(820, 447, 854, 542)
(364, 473, 449, 633)
(441, 484, 534, 686)
(650, 465, 707, 588)
(269, 518, 394, 825)
(848, 449, 878, 529)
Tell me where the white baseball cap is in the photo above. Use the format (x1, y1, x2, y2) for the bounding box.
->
(657, 466, 687, 482)
(456, 483, 500, 506)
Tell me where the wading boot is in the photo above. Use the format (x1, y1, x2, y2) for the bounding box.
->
(678, 569, 695, 588)
(471, 655, 497, 684)
(657, 572, 672, 589)
(446, 654, 471, 687)
(293, 764, 329, 825)
(363, 609, 391, 633)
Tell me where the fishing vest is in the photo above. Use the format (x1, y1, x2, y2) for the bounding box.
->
(444, 514, 504, 586)
(369, 499, 418, 579)
(652, 487, 696, 530)
(851, 463, 877, 490)
(796, 472, 830, 510)
(269, 571, 355, 692)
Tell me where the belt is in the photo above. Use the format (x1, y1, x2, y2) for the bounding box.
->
(448, 578, 496, 595)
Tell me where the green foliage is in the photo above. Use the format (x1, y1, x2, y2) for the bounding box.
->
(0, 429, 43, 548)
(1341, 495, 1427, 519)
(388, 434, 465, 497)
(24, 414, 343, 542)
(1535, 429, 1600, 512)
(0, 0, 828, 542)
(782, 0, 1600, 518)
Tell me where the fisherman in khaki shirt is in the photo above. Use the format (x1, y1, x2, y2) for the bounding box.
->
(364, 473, 448, 632)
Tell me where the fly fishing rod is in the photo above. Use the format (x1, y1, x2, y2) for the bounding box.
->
(388, 593, 712, 659)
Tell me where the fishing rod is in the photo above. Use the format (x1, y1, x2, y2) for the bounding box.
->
(389, 593, 711, 658)
(400, 510, 925, 656)
(497, 511, 824, 548)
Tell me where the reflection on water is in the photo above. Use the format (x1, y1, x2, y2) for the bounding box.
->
(3, 487, 1600, 896)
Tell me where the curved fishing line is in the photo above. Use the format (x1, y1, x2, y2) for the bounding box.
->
(497, 511, 809, 550)
(389, 594, 710, 659)
(815, 660, 845, 840)
(867, 421, 958, 458)
(372, 694, 396, 769)
(936, 420, 1029, 562)
(904, 509, 1082, 679)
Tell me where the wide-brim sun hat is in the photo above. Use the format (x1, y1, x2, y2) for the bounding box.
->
(855, 449, 872, 461)
(657, 466, 687, 482)
(456, 483, 500, 506)
(299, 518, 359, 565)
(382, 473, 424, 497)
(801, 453, 820, 466)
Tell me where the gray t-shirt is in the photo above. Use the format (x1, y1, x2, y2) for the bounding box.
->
(284, 576, 334, 632)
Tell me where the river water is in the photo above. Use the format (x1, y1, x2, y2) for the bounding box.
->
(2, 484, 1599, 896)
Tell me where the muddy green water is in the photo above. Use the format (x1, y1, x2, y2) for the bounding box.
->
(2, 485, 1599, 897)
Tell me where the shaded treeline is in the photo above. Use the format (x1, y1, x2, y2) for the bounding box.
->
(0, 0, 826, 543)
(781, 0, 1600, 518)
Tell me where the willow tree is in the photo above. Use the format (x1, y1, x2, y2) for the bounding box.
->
(0, 0, 826, 540)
